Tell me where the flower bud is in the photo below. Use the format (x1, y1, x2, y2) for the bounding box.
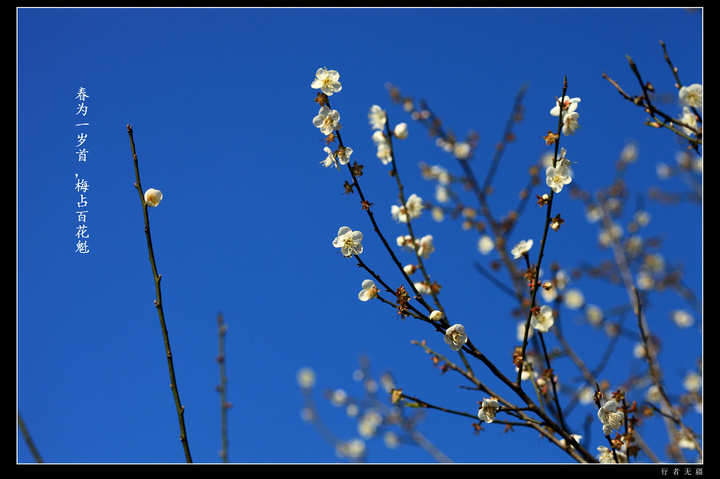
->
(144, 188, 163, 207)
(393, 122, 409, 139)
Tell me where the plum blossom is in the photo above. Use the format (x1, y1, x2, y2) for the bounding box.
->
(550, 95, 581, 135)
(336, 146, 353, 166)
(564, 288, 585, 309)
(453, 141, 471, 160)
(396, 235, 414, 251)
(371, 130, 393, 165)
(144, 188, 163, 207)
(393, 122, 409, 139)
(311, 67, 342, 96)
(417, 234, 435, 259)
(397, 234, 435, 258)
(511, 239, 533, 259)
(368, 105, 387, 130)
(320, 147, 338, 169)
(597, 446, 628, 463)
(296, 367, 316, 389)
(562, 111, 581, 135)
(403, 264, 417, 275)
(597, 399, 624, 435)
(531, 305, 554, 332)
(477, 398, 500, 423)
(333, 226, 364, 257)
(444, 324, 468, 351)
(320, 146, 352, 170)
(414, 282, 432, 295)
(671, 309, 694, 328)
(551, 95, 581, 117)
(678, 83, 702, 108)
(358, 279, 378, 301)
(478, 235, 494, 255)
(546, 163, 572, 193)
(391, 193, 424, 223)
(678, 106, 699, 135)
(336, 438, 366, 461)
(313, 105, 342, 136)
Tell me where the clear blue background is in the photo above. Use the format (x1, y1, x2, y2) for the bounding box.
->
(17, 7, 702, 464)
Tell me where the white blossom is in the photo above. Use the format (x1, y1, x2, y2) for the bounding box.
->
(551, 95, 581, 116)
(478, 235, 494, 255)
(678, 106, 699, 135)
(678, 83, 702, 108)
(435, 185, 449, 204)
(620, 142, 639, 163)
(372, 130, 392, 164)
(597, 399, 624, 435)
(671, 309, 694, 328)
(391, 193, 424, 223)
(682, 370, 702, 393)
(311, 67, 342, 96)
(597, 446, 627, 463)
(531, 305, 554, 332)
(453, 141, 471, 160)
(144, 188, 163, 207)
(546, 163, 572, 193)
(511, 239, 533, 259)
(320, 146, 338, 169)
(564, 288, 585, 309)
(417, 234, 435, 259)
(296, 367, 316, 389)
(358, 279, 378, 301)
(444, 324, 468, 351)
(393, 122, 409, 139)
(368, 105, 387, 130)
(585, 304, 604, 326)
(333, 226, 363, 257)
(358, 410, 383, 438)
(477, 398, 500, 423)
(336, 146, 352, 166)
(562, 111, 581, 135)
(414, 282, 431, 295)
(336, 438, 366, 461)
(376, 143, 393, 165)
(313, 105, 341, 136)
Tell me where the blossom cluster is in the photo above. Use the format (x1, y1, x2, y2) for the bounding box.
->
(550, 94, 581, 136)
(391, 193, 424, 223)
(678, 83, 702, 137)
(396, 234, 435, 259)
(312, 67, 345, 170)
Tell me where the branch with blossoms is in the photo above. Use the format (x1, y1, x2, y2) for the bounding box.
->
(305, 55, 701, 464)
(297, 357, 453, 463)
(384, 80, 606, 452)
(385, 64, 701, 464)
(603, 41, 701, 153)
(309, 67, 604, 463)
(126, 125, 193, 463)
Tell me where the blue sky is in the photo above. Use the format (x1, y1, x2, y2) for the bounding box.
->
(17, 7, 702, 464)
